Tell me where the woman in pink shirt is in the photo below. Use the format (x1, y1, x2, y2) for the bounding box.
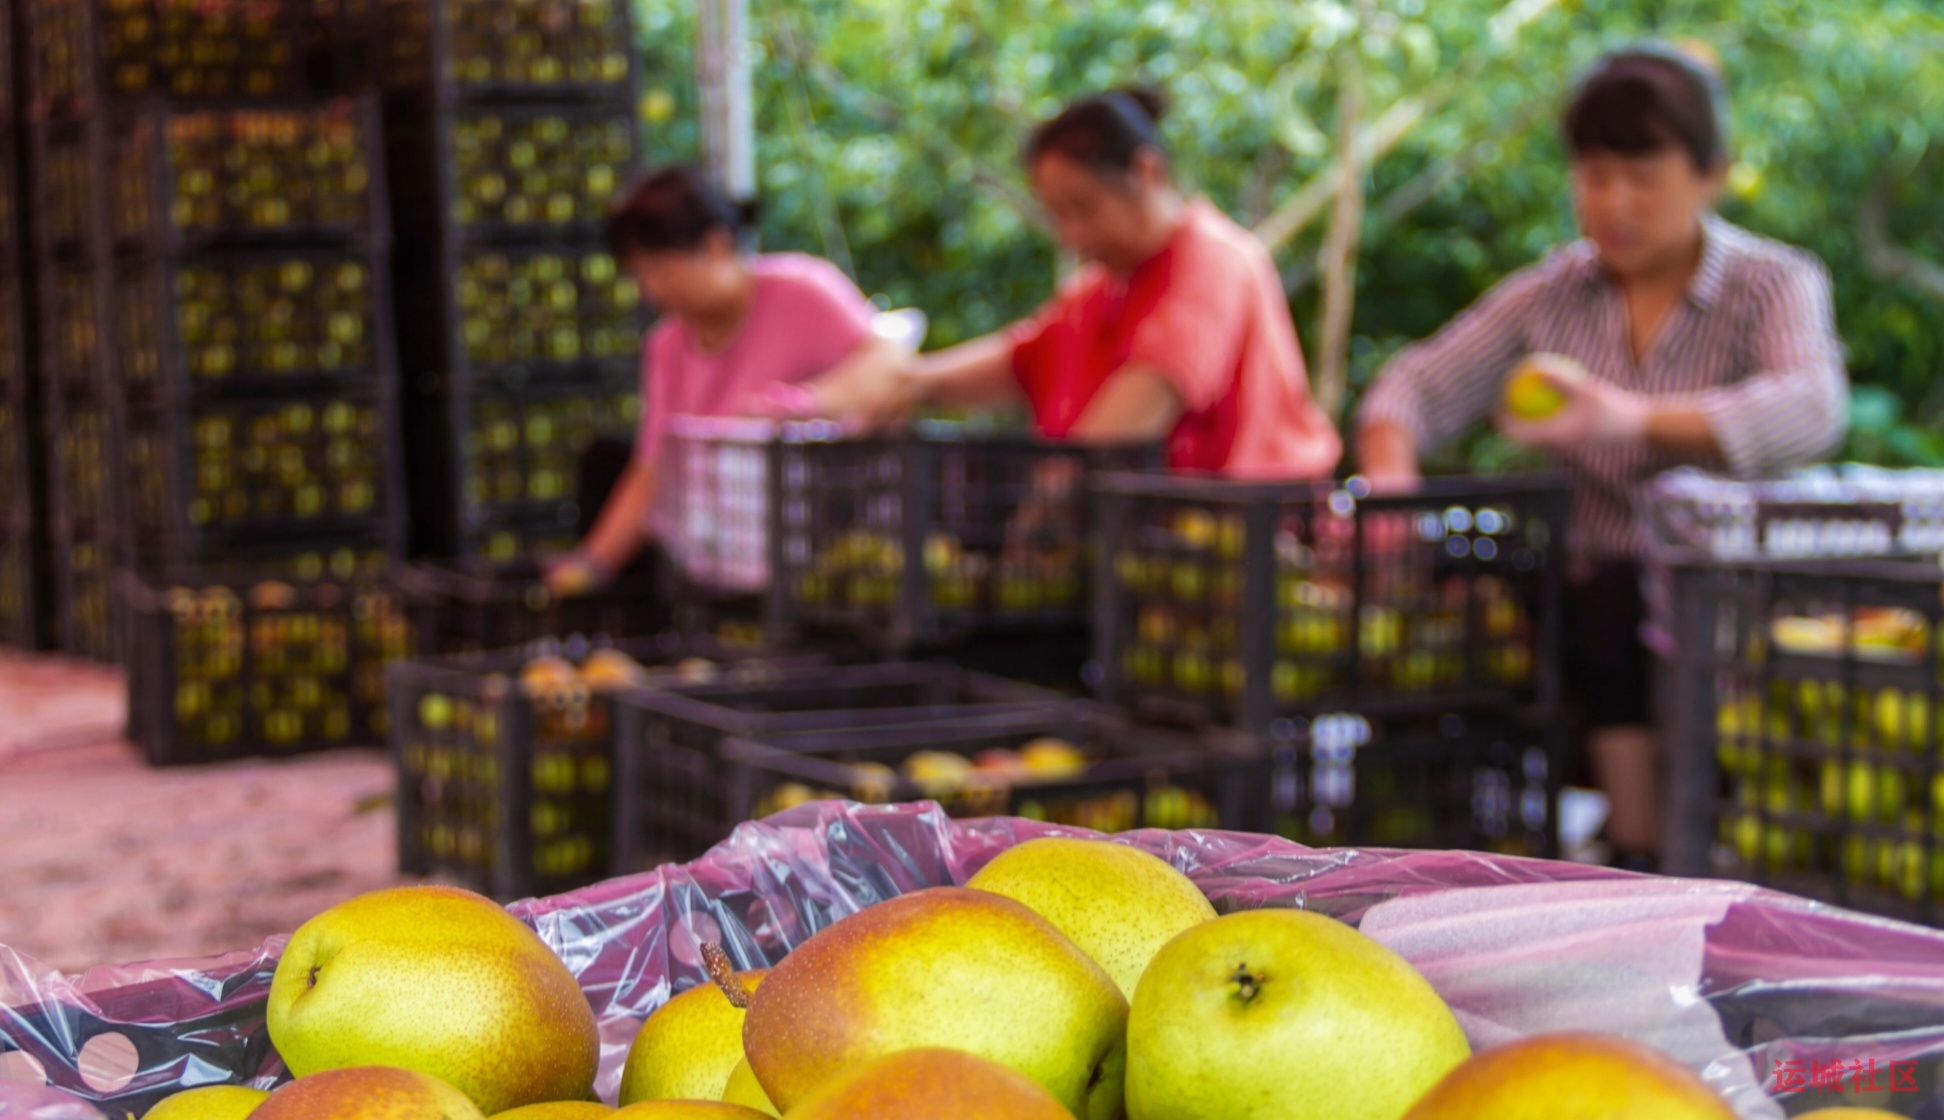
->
(548, 168, 902, 591)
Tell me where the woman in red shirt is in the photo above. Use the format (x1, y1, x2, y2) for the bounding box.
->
(828, 89, 1340, 477)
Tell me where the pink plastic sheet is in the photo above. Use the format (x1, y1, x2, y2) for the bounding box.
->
(7, 801, 1944, 1117)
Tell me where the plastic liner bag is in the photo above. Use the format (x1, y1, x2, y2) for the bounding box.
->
(9, 802, 1944, 1117)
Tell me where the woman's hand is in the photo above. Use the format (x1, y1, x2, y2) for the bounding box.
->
(542, 551, 613, 597)
(1496, 354, 1652, 451)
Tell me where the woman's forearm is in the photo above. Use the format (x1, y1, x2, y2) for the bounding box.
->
(914, 333, 1024, 409)
(581, 457, 655, 573)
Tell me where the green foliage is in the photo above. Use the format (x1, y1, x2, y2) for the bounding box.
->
(635, 0, 1944, 467)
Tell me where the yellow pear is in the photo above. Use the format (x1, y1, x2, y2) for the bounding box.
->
(141, 1085, 269, 1120)
(1129, 909, 1469, 1120)
(1790, 1112, 1903, 1119)
(251, 1067, 486, 1120)
(721, 1059, 778, 1116)
(967, 838, 1216, 998)
(742, 887, 1127, 1120)
(620, 971, 767, 1105)
(267, 885, 599, 1115)
(779, 1048, 1075, 1119)
(492, 1105, 615, 1120)
(1400, 1033, 1735, 1119)
(612, 1106, 769, 1119)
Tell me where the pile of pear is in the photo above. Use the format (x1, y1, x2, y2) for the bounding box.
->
(142, 839, 1879, 1120)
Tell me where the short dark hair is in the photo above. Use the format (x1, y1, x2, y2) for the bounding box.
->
(604, 165, 754, 258)
(1563, 46, 1728, 172)
(1024, 87, 1170, 178)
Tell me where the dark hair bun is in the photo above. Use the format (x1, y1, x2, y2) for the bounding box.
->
(1116, 85, 1170, 126)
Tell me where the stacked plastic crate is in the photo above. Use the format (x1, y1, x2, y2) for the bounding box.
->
(375, 0, 643, 566)
(19, 0, 403, 664)
(0, 0, 36, 650)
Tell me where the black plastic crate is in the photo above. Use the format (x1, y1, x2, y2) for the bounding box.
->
(35, 259, 112, 398)
(113, 243, 395, 403)
(106, 97, 386, 253)
(721, 705, 1262, 838)
(0, 517, 37, 648)
(1262, 708, 1561, 858)
(398, 557, 668, 656)
(385, 99, 639, 247)
(52, 526, 119, 660)
(1091, 472, 1568, 734)
(407, 377, 641, 558)
(1660, 557, 1944, 924)
(122, 390, 405, 565)
(389, 636, 812, 899)
(659, 419, 1161, 651)
(611, 662, 1070, 873)
(0, 394, 30, 524)
(374, 0, 634, 101)
(44, 394, 118, 533)
(121, 566, 415, 766)
(22, 0, 311, 120)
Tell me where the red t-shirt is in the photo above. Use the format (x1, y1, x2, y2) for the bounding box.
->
(1008, 200, 1342, 478)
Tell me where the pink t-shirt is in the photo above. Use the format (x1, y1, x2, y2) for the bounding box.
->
(636, 253, 876, 467)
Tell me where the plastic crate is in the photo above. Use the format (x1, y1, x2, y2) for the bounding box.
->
(658, 418, 1160, 650)
(385, 100, 639, 246)
(44, 395, 117, 533)
(1260, 708, 1561, 858)
(112, 243, 395, 404)
(120, 566, 415, 766)
(611, 662, 1070, 872)
(35, 260, 112, 398)
(0, 269, 25, 404)
(389, 637, 813, 899)
(52, 527, 119, 660)
(0, 395, 30, 524)
(1091, 472, 1568, 734)
(406, 377, 642, 558)
(22, 0, 311, 120)
(0, 518, 37, 648)
(1648, 467, 1944, 562)
(399, 557, 669, 656)
(374, 0, 635, 100)
(721, 705, 1262, 838)
(1660, 557, 1944, 924)
(122, 390, 406, 566)
(106, 97, 386, 253)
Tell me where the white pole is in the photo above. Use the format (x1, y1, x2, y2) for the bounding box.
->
(696, 0, 755, 206)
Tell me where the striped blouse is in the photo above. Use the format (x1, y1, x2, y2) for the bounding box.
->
(1357, 215, 1848, 560)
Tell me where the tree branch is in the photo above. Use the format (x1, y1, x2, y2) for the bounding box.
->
(1252, 0, 1564, 254)
(1313, 26, 1370, 422)
(1859, 160, 1944, 303)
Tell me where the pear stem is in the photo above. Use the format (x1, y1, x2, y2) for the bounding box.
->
(702, 942, 753, 1009)
(1232, 964, 1263, 1004)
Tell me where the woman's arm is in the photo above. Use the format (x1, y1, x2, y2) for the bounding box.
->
(912, 333, 1026, 409)
(547, 457, 655, 593)
(1070, 365, 1181, 443)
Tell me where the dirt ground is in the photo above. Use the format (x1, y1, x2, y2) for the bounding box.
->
(0, 652, 413, 974)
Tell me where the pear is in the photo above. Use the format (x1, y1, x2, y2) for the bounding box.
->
(779, 1048, 1075, 1119)
(251, 1067, 486, 1120)
(721, 1059, 778, 1116)
(1400, 1033, 1734, 1119)
(267, 885, 599, 1115)
(967, 838, 1216, 998)
(1795, 1112, 1906, 1119)
(742, 887, 1127, 1119)
(141, 1085, 269, 1120)
(611, 1106, 769, 1119)
(1129, 909, 1468, 1120)
(620, 971, 768, 1104)
(492, 1106, 614, 1120)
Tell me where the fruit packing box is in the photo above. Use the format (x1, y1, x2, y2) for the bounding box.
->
(1659, 554, 1944, 924)
(1261, 707, 1563, 859)
(658, 416, 1162, 652)
(1647, 465, 1944, 564)
(396, 555, 670, 657)
(1090, 471, 1569, 734)
(119, 559, 414, 766)
(13, 802, 1944, 1117)
(610, 661, 1073, 873)
(51, 531, 118, 660)
(371, 0, 636, 105)
(0, 515, 37, 649)
(388, 635, 821, 900)
(718, 703, 1262, 837)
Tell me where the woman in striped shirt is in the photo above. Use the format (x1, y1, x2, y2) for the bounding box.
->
(1355, 46, 1848, 869)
